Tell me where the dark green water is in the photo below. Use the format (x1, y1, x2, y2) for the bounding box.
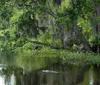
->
(0, 54, 100, 85)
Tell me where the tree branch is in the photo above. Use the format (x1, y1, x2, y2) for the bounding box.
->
(28, 40, 64, 49)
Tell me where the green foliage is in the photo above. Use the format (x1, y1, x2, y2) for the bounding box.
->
(96, 16, 100, 22)
(52, 40, 63, 47)
(0, 0, 100, 56)
(60, 50, 100, 65)
(56, 8, 76, 29)
(78, 18, 92, 40)
(39, 31, 52, 43)
(17, 11, 39, 38)
(91, 35, 100, 45)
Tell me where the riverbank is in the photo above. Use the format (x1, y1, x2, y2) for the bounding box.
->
(60, 51, 100, 65)
(34, 50, 100, 66)
(2, 46, 100, 66)
(18, 46, 100, 66)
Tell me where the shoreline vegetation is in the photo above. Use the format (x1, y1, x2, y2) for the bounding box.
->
(0, 46, 100, 71)
(1, 42, 100, 67)
(13, 46, 100, 66)
(1, 0, 100, 68)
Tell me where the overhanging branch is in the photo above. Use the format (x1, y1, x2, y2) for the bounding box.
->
(28, 40, 64, 49)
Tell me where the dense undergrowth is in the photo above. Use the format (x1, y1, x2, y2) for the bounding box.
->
(60, 51, 100, 65)
(13, 44, 100, 66)
(1, 41, 100, 66)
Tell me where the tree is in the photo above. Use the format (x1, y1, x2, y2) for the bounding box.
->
(0, 0, 100, 53)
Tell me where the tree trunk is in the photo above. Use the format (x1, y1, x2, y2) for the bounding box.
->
(73, 20, 91, 51)
(63, 19, 91, 51)
(96, 5, 100, 38)
(63, 28, 73, 48)
(92, 5, 100, 53)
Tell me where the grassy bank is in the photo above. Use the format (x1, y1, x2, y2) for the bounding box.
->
(35, 50, 100, 65)
(2, 45, 100, 65)
(15, 45, 100, 66)
(60, 51, 100, 65)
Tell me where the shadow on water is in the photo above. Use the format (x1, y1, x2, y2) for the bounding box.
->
(0, 54, 100, 85)
(0, 64, 87, 85)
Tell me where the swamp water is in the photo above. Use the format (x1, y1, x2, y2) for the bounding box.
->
(0, 55, 100, 85)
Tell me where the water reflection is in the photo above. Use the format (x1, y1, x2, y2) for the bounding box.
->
(0, 66, 15, 85)
(0, 55, 100, 85)
(93, 67, 100, 85)
(0, 64, 87, 85)
(0, 76, 5, 85)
